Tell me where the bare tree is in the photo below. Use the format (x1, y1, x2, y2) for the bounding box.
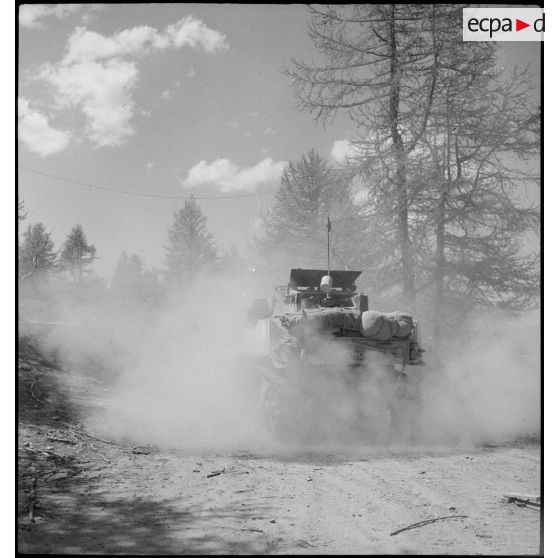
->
(288, 5, 539, 330)
(414, 57, 540, 333)
(286, 4, 448, 305)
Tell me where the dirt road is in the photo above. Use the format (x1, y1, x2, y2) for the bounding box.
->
(18, 336, 541, 555)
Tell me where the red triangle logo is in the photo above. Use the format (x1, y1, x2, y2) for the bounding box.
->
(516, 19, 530, 31)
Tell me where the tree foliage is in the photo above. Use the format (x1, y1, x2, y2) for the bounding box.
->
(287, 5, 540, 332)
(415, 58, 540, 329)
(287, 5, 452, 303)
(18, 201, 27, 222)
(165, 196, 219, 285)
(60, 224, 97, 283)
(111, 251, 161, 306)
(19, 223, 58, 283)
(254, 150, 364, 271)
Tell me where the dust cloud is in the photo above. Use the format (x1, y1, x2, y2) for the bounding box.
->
(416, 310, 540, 447)
(21, 276, 540, 451)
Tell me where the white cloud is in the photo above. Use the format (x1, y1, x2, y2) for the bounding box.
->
(35, 17, 228, 149)
(161, 89, 172, 100)
(19, 4, 81, 29)
(184, 157, 285, 192)
(18, 98, 71, 157)
(165, 16, 229, 52)
(62, 26, 160, 64)
(186, 67, 196, 78)
(263, 127, 278, 136)
(42, 58, 138, 147)
(55, 18, 227, 61)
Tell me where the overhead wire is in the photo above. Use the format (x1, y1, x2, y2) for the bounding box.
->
(18, 165, 277, 200)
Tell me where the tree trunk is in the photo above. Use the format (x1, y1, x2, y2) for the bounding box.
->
(433, 188, 447, 339)
(433, 122, 453, 338)
(388, 6, 415, 306)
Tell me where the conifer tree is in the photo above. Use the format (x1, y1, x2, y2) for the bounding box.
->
(19, 223, 57, 283)
(165, 196, 219, 285)
(254, 150, 364, 271)
(60, 224, 97, 283)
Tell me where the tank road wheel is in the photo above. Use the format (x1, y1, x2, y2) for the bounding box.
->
(260, 374, 300, 442)
(260, 364, 330, 444)
(387, 370, 422, 444)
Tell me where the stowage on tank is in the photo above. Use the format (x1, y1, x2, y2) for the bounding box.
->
(248, 268, 425, 442)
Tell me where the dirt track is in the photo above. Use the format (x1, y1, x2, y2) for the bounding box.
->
(18, 336, 541, 555)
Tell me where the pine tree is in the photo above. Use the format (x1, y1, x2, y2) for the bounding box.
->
(165, 196, 219, 285)
(254, 150, 364, 271)
(19, 222, 57, 283)
(60, 224, 97, 283)
(111, 251, 162, 306)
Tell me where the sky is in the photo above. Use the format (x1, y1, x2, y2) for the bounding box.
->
(17, 4, 541, 278)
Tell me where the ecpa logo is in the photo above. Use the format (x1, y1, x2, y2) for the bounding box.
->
(463, 8, 544, 41)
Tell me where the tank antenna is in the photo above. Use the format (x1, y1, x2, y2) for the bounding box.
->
(327, 215, 332, 275)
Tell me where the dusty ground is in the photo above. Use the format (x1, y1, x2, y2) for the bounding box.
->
(18, 334, 542, 555)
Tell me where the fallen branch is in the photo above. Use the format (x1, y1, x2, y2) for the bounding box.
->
(390, 515, 468, 537)
(70, 429, 116, 445)
(127, 447, 151, 455)
(504, 493, 540, 507)
(207, 468, 225, 478)
(46, 437, 77, 445)
(241, 528, 264, 533)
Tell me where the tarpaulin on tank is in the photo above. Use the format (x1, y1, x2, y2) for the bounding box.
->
(360, 311, 414, 340)
(274, 307, 360, 336)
